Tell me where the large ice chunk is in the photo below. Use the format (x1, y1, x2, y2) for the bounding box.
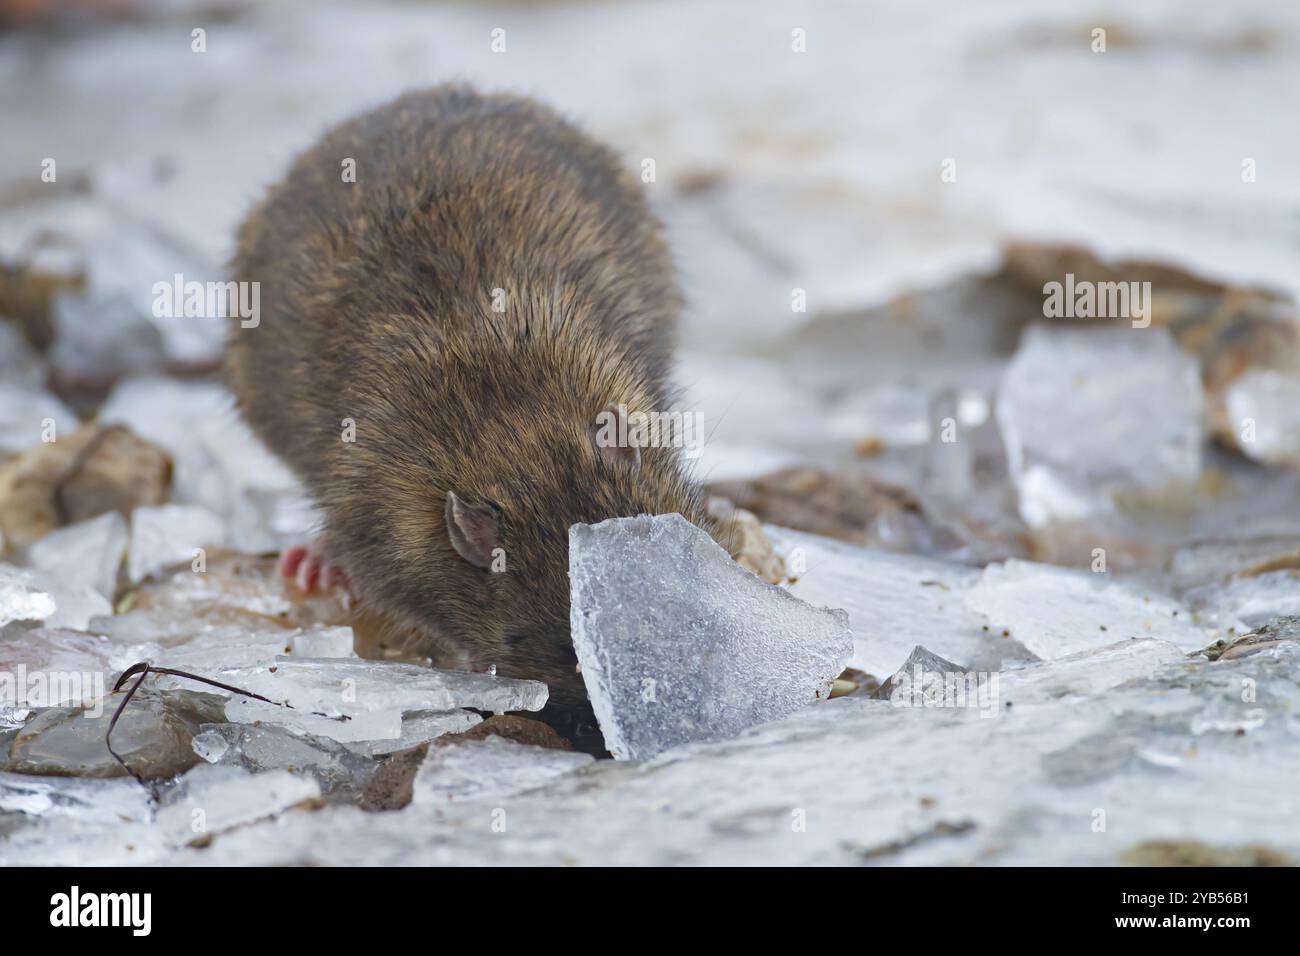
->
(996, 327, 1203, 528)
(569, 513, 852, 760)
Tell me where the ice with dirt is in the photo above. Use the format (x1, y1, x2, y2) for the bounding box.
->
(965, 559, 1216, 659)
(996, 327, 1203, 528)
(569, 513, 852, 760)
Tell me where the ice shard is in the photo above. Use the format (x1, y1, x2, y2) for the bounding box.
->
(569, 513, 852, 760)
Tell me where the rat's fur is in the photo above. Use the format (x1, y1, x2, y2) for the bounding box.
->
(226, 86, 707, 736)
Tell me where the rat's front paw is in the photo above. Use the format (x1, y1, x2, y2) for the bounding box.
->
(278, 539, 352, 601)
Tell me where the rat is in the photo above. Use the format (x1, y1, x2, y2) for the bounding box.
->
(226, 85, 710, 743)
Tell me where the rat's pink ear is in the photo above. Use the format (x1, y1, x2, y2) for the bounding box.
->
(590, 403, 641, 471)
(445, 491, 500, 570)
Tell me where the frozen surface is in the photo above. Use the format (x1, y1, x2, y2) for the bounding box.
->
(5, 633, 1282, 867)
(996, 327, 1203, 528)
(569, 514, 852, 760)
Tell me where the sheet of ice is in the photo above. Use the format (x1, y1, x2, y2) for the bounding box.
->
(25, 511, 128, 600)
(178, 658, 547, 726)
(569, 514, 852, 760)
(413, 737, 593, 805)
(222, 696, 401, 744)
(126, 503, 227, 583)
(965, 559, 1214, 658)
(1225, 369, 1300, 466)
(996, 327, 1203, 529)
(761, 525, 1009, 677)
(91, 621, 352, 678)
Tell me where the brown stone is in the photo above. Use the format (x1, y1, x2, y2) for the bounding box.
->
(0, 423, 171, 552)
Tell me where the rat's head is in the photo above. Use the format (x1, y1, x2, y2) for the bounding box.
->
(338, 339, 709, 735)
(432, 398, 709, 718)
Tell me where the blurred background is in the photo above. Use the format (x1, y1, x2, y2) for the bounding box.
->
(2, 0, 1299, 594)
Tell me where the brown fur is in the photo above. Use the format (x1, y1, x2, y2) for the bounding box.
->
(226, 86, 707, 735)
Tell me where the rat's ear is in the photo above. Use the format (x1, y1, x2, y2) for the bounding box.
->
(445, 491, 500, 570)
(590, 403, 641, 471)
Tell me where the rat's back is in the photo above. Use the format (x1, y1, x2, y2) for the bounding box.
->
(227, 85, 681, 481)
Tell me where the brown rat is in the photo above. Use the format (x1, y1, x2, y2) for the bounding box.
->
(226, 85, 709, 743)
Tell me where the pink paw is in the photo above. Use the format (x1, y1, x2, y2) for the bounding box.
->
(279, 541, 352, 599)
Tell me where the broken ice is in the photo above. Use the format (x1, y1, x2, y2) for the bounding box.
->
(569, 513, 852, 760)
(0, 565, 57, 631)
(763, 524, 999, 677)
(413, 736, 592, 805)
(26, 511, 128, 600)
(155, 657, 545, 747)
(996, 327, 1203, 528)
